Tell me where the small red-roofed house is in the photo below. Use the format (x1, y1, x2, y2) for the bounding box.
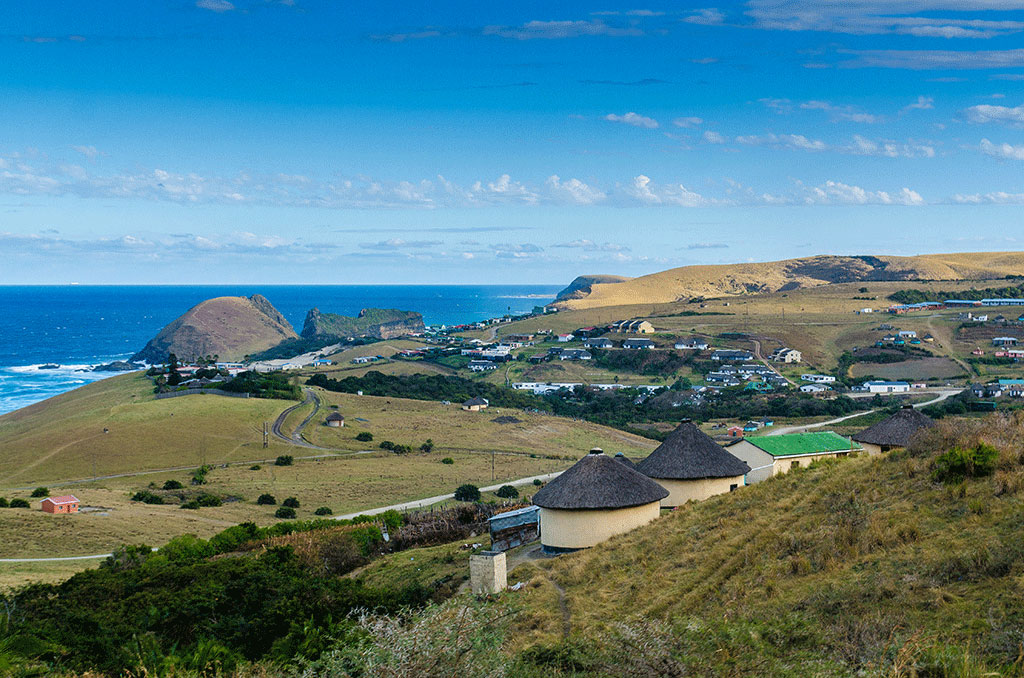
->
(41, 495, 80, 514)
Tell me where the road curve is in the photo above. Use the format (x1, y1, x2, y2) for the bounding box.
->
(766, 389, 959, 436)
(270, 388, 326, 449)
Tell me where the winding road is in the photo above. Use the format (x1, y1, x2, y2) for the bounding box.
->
(270, 388, 325, 448)
(766, 389, 959, 436)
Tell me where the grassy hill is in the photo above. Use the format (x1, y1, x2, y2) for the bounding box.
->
(502, 415, 1024, 676)
(556, 251, 1024, 310)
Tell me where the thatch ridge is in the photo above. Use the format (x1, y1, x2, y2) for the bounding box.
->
(533, 450, 668, 510)
(635, 421, 750, 480)
(852, 406, 935, 446)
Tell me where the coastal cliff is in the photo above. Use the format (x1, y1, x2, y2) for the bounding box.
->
(131, 294, 298, 364)
(301, 307, 425, 340)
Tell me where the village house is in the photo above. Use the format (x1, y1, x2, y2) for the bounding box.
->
(852, 405, 935, 455)
(613, 452, 638, 469)
(559, 349, 592, 361)
(992, 336, 1018, 346)
(727, 431, 861, 483)
(609, 319, 655, 334)
(898, 330, 917, 339)
(622, 338, 655, 350)
(799, 383, 831, 394)
(634, 421, 750, 507)
(325, 412, 345, 427)
(771, 347, 802, 363)
(556, 333, 575, 343)
(674, 337, 709, 351)
(801, 374, 836, 383)
(351, 356, 379, 364)
(711, 349, 754, 362)
(468, 360, 499, 372)
(859, 380, 911, 394)
(461, 396, 489, 411)
(584, 337, 614, 349)
(41, 495, 80, 514)
(532, 448, 668, 554)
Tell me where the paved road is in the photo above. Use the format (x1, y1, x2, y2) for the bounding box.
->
(749, 338, 792, 386)
(270, 388, 326, 449)
(332, 470, 564, 521)
(766, 389, 959, 436)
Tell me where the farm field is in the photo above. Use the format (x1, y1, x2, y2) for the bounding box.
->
(849, 357, 967, 381)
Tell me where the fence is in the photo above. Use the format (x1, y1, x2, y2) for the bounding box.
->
(154, 389, 249, 400)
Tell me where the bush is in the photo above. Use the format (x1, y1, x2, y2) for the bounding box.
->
(0, 497, 7, 508)
(420, 439, 434, 453)
(314, 506, 333, 516)
(192, 464, 212, 485)
(181, 500, 200, 510)
(932, 443, 999, 484)
(162, 480, 184, 490)
(196, 494, 222, 507)
(392, 444, 413, 455)
(441, 457, 455, 465)
(275, 506, 297, 519)
(130, 491, 165, 505)
(30, 487, 48, 498)
(495, 485, 519, 499)
(533, 479, 543, 487)
(282, 497, 300, 508)
(9, 498, 30, 508)
(274, 455, 294, 467)
(379, 441, 395, 451)
(249, 464, 261, 470)
(454, 484, 481, 502)
(256, 493, 277, 505)
(356, 431, 374, 442)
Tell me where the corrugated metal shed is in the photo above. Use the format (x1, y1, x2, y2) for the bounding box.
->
(488, 505, 540, 552)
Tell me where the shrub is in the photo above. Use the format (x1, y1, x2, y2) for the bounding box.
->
(356, 431, 374, 442)
(256, 493, 277, 505)
(441, 457, 455, 465)
(282, 497, 300, 508)
(275, 506, 297, 519)
(391, 444, 413, 455)
(0, 497, 7, 508)
(533, 479, 543, 486)
(196, 493, 222, 507)
(420, 439, 434, 453)
(9, 498, 30, 508)
(30, 487, 48, 498)
(454, 484, 481, 502)
(130, 491, 165, 505)
(274, 455, 294, 467)
(379, 441, 395, 451)
(314, 506, 333, 516)
(495, 485, 519, 499)
(181, 500, 200, 510)
(249, 464, 261, 470)
(162, 479, 184, 490)
(192, 464, 212, 485)
(932, 443, 999, 484)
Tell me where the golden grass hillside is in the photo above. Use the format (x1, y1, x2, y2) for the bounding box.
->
(506, 413, 1024, 676)
(556, 251, 1024, 310)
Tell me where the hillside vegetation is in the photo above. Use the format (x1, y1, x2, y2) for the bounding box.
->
(556, 251, 1024, 309)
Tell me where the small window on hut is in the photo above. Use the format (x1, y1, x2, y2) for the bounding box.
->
(791, 460, 800, 469)
(729, 484, 738, 492)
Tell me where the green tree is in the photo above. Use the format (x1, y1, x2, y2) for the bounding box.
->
(495, 485, 519, 499)
(275, 506, 297, 519)
(454, 484, 481, 502)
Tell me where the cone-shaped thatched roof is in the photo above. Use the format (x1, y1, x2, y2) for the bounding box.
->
(533, 449, 668, 510)
(636, 421, 751, 480)
(325, 412, 345, 421)
(613, 452, 637, 469)
(852, 405, 935, 447)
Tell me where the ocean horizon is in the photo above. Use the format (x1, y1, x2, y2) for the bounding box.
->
(0, 284, 562, 415)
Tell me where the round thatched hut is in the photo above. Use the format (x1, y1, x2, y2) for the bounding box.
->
(533, 448, 669, 554)
(635, 420, 750, 508)
(613, 452, 637, 469)
(852, 405, 935, 455)
(325, 412, 345, 428)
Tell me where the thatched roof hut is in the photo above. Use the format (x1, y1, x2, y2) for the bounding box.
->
(613, 452, 637, 469)
(533, 448, 668, 553)
(852, 405, 935, 453)
(461, 396, 489, 411)
(635, 420, 751, 507)
(325, 412, 345, 427)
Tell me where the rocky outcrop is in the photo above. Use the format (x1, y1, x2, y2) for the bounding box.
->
(132, 295, 297, 364)
(301, 307, 425, 340)
(555, 275, 632, 302)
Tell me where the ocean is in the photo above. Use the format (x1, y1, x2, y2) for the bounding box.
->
(0, 285, 562, 415)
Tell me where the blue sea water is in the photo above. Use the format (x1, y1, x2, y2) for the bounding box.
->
(0, 285, 561, 415)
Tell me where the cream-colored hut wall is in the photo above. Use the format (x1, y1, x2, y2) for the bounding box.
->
(539, 502, 661, 550)
(656, 475, 743, 507)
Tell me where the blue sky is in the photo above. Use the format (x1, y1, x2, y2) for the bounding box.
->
(3, 1, 1024, 284)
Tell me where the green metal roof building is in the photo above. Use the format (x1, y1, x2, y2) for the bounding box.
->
(727, 431, 861, 484)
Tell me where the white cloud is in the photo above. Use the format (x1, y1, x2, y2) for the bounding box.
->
(804, 180, 924, 206)
(483, 20, 642, 40)
(554, 239, 630, 252)
(621, 175, 715, 207)
(683, 8, 726, 25)
(196, 0, 234, 12)
(71, 145, 100, 159)
(952, 191, 1024, 204)
(845, 135, 936, 158)
(545, 175, 607, 205)
(964, 103, 1024, 125)
(799, 100, 880, 123)
(842, 48, 1024, 70)
(901, 95, 935, 113)
(605, 112, 659, 128)
(672, 116, 704, 128)
(735, 133, 827, 151)
(703, 130, 726, 144)
(980, 138, 1024, 160)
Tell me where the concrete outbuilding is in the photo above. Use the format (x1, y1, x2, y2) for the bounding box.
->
(634, 420, 750, 507)
(728, 431, 861, 483)
(852, 405, 935, 455)
(533, 448, 668, 554)
(41, 495, 79, 514)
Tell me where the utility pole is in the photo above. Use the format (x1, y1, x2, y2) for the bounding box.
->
(491, 449, 495, 482)
(263, 422, 269, 449)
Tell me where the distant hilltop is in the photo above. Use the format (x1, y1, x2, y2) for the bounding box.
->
(553, 251, 1024, 310)
(131, 294, 298, 364)
(301, 307, 425, 341)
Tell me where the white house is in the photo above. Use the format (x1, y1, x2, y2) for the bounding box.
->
(898, 330, 917, 339)
(468, 360, 499, 372)
(559, 349, 592, 361)
(861, 380, 910, 393)
(800, 383, 831, 393)
(557, 334, 575, 343)
(674, 338, 709, 351)
(622, 338, 655, 350)
(772, 348, 802, 363)
(992, 337, 1018, 347)
(801, 374, 836, 383)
